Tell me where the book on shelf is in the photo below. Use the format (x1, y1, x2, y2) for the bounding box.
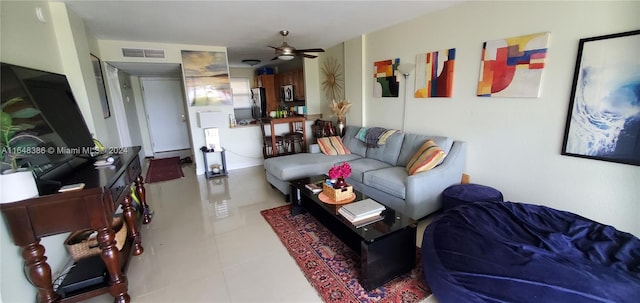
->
(58, 183, 85, 192)
(305, 181, 323, 194)
(338, 206, 381, 222)
(352, 214, 384, 228)
(338, 198, 386, 222)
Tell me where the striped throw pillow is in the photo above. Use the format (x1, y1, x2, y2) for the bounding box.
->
(406, 139, 446, 175)
(317, 136, 351, 155)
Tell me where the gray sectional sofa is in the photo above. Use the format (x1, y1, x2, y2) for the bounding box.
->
(264, 125, 467, 219)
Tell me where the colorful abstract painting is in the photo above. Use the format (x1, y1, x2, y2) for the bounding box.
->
(415, 49, 456, 98)
(181, 50, 232, 106)
(373, 58, 400, 97)
(562, 30, 640, 166)
(477, 32, 550, 97)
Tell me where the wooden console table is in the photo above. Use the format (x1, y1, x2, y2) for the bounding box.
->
(267, 116, 307, 156)
(0, 146, 151, 303)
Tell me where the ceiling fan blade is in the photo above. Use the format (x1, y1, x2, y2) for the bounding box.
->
(296, 48, 325, 53)
(302, 54, 318, 59)
(268, 45, 280, 50)
(271, 56, 279, 61)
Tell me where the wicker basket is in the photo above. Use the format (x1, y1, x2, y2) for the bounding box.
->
(322, 182, 353, 202)
(65, 215, 127, 261)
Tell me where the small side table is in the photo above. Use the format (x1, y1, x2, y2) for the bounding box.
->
(201, 146, 228, 178)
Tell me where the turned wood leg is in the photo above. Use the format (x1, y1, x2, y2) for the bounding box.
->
(135, 175, 152, 224)
(122, 195, 144, 256)
(97, 227, 130, 303)
(21, 241, 59, 303)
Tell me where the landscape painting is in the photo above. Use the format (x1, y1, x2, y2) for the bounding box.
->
(477, 32, 550, 97)
(562, 30, 640, 166)
(181, 50, 232, 106)
(373, 58, 400, 97)
(415, 49, 456, 98)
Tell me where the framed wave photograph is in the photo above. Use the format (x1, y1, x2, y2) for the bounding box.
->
(561, 30, 640, 166)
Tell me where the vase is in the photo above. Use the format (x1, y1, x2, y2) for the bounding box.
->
(337, 119, 345, 137)
(333, 177, 347, 189)
(0, 170, 39, 203)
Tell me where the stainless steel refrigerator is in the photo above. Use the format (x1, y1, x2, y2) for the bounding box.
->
(251, 87, 266, 119)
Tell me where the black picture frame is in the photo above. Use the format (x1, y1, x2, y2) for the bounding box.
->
(561, 30, 640, 166)
(90, 54, 111, 118)
(282, 84, 294, 102)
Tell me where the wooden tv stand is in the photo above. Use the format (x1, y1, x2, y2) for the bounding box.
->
(0, 146, 151, 303)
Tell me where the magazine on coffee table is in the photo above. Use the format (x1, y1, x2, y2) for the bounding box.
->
(305, 181, 323, 194)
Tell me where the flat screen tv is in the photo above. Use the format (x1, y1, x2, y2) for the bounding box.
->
(1, 62, 95, 180)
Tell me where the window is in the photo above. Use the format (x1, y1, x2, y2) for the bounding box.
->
(230, 77, 251, 109)
(231, 77, 253, 121)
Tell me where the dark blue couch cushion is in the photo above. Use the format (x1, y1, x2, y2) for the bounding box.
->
(422, 201, 640, 303)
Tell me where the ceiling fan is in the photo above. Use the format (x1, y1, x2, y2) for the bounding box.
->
(269, 30, 325, 61)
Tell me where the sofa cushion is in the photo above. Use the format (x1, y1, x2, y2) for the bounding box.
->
(317, 136, 350, 155)
(406, 139, 446, 175)
(362, 166, 408, 199)
(264, 153, 360, 181)
(341, 126, 367, 157)
(346, 158, 392, 183)
(397, 133, 453, 167)
(365, 131, 404, 166)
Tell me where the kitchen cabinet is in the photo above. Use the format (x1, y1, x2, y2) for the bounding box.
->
(275, 69, 305, 101)
(257, 69, 305, 113)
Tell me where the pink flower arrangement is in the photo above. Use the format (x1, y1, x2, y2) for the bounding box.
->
(328, 162, 351, 180)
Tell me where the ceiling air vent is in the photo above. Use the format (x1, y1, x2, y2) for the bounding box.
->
(122, 48, 144, 57)
(144, 49, 165, 58)
(121, 48, 166, 59)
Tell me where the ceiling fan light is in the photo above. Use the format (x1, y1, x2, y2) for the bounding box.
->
(278, 54, 295, 61)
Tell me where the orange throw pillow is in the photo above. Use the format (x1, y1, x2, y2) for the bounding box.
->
(317, 136, 351, 155)
(406, 139, 446, 175)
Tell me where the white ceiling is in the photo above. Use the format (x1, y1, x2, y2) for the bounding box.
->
(53, 0, 461, 75)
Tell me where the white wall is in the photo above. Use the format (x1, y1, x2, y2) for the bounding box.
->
(344, 37, 365, 127)
(346, 1, 640, 235)
(316, 43, 346, 122)
(130, 76, 155, 157)
(0, 1, 62, 73)
(49, 2, 120, 147)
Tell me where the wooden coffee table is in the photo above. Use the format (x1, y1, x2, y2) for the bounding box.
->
(289, 175, 417, 290)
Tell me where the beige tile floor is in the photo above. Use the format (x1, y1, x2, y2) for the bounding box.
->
(84, 164, 438, 303)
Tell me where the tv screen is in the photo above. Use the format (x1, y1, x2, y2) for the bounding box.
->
(1, 62, 95, 178)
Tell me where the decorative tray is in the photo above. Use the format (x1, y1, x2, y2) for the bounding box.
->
(318, 192, 356, 204)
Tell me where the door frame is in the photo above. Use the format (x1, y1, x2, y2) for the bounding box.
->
(104, 64, 132, 146)
(140, 77, 192, 157)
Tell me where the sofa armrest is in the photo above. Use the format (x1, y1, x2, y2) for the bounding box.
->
(308, 143, 321, 153)
(404, 141, 467, 218)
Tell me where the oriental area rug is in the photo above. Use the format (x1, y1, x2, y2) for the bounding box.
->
(261, 205, 431, 303)
(145, 157, 184, 183)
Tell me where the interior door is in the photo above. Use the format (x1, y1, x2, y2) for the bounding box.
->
(141, 78, 190, 153)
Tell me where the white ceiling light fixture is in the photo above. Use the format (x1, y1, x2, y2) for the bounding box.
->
(278, 54, 295, 61)
(242, 59, 261, 66)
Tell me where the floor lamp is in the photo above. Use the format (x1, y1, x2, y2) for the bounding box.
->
(397, 63, 415, 132)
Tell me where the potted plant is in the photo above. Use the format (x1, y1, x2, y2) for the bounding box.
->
(328, 99, 351, 136)
(0, 96, 43, 203)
